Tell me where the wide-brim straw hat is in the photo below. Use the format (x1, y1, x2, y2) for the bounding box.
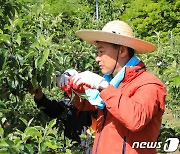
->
(76, 20, 156, 54)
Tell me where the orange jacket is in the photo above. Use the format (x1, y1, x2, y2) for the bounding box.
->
(73, 62, 166, 154)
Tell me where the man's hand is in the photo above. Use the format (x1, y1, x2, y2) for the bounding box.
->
(71, 71, 109, 90)
(28, 85, 43, 100)
(58, 68, 78, 92)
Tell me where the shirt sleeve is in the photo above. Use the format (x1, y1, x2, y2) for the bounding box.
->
(100, 84, 166, 132)
(34, 94, 67, 118)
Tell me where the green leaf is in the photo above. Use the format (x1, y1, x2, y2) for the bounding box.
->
(24, 51, 36, 59)
(27, 118, 34, 127)
(34, 126, 44, 131)
(37, 49, 50, 69)
(172, 60, 177, 68)
(31, 76, 38, 89)
(20, 32, 34, 39)
(48, 62, 54, 75)
(163, 68, 176, 75)
(0, 150, 9, 154)
(81, 94, 89, 99)
(31, 41, 40, 49)
(79, 134, 87, 139)
(25, 127, 42, 138)
(39, 35, 47, 47)
(172, 76, 180, 86)
(5, 139, 14, 147)
(66, 149, 72, 154)
(25, 144, 34, 154)
(35, 57, 40, 69)
(14, 138, 22, 146)
(0, 102, 6, 108)
(69, 90, 75, 104)
(44, 141, 59, 149)
(0, 109, 11, 113)
(16, 34, 21, 46)
(19, 117, 28, 126)
(0, 34, 10, 42)
(0, 50, 8, 71)
(37, 58, 44, 69)
(0, 140, 9, 147)
(0, 128, 4, 137)
(43, 49, 50, 61)
(0, 29, 3, 34)
(48, 119, 56, 128)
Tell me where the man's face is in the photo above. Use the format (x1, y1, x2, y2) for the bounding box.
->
(96, 42, 119, 75)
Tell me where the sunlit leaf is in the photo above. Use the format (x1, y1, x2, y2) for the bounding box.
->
(66, 149, 72, 154)
(0, 128, 4, 137)
(48, 119, 56, 128)
(45, 141, 59, 149)
(19, 117, 28, 126)
(39, 35, 47, 47)
(37, 49, 50, 69)
(0, 140, 9, 147)
(16, 34, 21, 46)
(172, 76, 180, 86)
(25, 127, 42, 138)
(27, 118, 34, 127)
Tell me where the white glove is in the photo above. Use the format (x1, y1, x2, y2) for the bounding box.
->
(59, 68, 78, 91)
(72, 71, 109, 90)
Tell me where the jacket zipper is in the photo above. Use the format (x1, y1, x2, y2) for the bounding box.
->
(122, 136, 126, 154)
(95, 108, 107, 154)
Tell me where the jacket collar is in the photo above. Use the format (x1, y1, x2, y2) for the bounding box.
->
(122, 61, 146, 83)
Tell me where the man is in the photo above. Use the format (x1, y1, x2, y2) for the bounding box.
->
(63, 20, 166, 154)
(29, 69, 96, 153)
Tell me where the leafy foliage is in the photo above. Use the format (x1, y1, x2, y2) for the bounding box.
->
(120, 0, 180, 42)
(0, 0, 179, 153)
